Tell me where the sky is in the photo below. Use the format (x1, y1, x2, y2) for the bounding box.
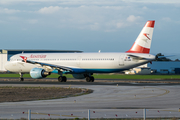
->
(0, 0, 180, 56)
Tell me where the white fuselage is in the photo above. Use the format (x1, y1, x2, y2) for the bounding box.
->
(5, 52, 155, 73)
(4, 21, 156, 75)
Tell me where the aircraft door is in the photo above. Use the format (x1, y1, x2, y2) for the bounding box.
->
(119, 54, 125, 66)
(77, 56, 81, 67)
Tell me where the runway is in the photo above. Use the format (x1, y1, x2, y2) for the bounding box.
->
(0, 79, 180, 119)
(1, 77, 180, 85)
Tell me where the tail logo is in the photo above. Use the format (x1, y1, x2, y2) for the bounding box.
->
(143, 33, 151, 40)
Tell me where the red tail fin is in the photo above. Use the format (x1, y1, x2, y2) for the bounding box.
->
(126, 20, 155, 54)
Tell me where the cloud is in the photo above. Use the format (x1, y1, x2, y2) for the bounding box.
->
(0, 0, 13, 5)
(34, 5, 146, 32)
(8, 16, 20, 21)
(142, 6, 148, 10)
(0, 8, 20, 14)
(127, 15, 141, 22)
(162, 17, 171, 22)
(90, 22, 100, 30)
(0, 20, 6, 23)
(125, 0, 180, 3)
(36, 5, 126, 31)
(0, 0, 58, 4)
(116, 22, 124, 28)
(28, 19, 38, 24)
(162, 17, 180, 24)
(2, 0, 178, 32)
(38, 6, 62, 14)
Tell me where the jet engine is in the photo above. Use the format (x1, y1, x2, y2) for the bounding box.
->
(72, 74, 85, 79)
(30, 68, 50, 79)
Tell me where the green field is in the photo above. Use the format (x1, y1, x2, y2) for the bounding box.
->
(1, 73, 180, 80)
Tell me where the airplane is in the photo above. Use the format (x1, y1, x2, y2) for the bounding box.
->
(5, 20, 156, 82)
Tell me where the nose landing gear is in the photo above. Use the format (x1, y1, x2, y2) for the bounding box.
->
(19, 73, 24, 82)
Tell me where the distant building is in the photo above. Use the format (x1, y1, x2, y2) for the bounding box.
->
(125, 67, 151, 75)
(0, 49, 82, 72)
(147, 61, 180, 74)
(125, 61, 180, 75)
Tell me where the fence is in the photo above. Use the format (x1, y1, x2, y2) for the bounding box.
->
(3, 108, 179, 120)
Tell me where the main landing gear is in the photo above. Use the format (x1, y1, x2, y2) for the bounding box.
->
(19, 73, 24, 82)
(86, 76, 94, 82)
(58, 76, 67, 82)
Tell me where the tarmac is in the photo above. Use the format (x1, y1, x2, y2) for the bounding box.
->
(0, 79, 180, 119)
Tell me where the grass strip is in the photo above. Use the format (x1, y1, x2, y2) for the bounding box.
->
(1, 73, 180, 80)
(0, 86, 92, 102)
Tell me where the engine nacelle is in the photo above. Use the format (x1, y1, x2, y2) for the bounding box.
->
(72, 74, 85, 79)
(30, 68, 50, 79)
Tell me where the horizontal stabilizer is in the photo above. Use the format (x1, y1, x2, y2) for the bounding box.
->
(127, 54, 146, 60)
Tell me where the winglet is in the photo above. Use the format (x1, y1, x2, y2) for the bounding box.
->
(126, 20, 155, 54)
(20, 56, 27, 63)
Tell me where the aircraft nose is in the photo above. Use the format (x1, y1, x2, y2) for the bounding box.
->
(4, 61, 12, 71)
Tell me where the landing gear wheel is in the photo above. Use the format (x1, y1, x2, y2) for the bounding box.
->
(90, 76, 94, 82)
(86, 77, 90, 82)
(58, 76, 63, 82)
(86, 76, 94, 82)
(62, 76, 67, 82)
(19, 78, 24, 82)
(58, 76, 67, 82)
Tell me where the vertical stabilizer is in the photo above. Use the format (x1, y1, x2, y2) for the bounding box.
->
(126, 20, 155, 54)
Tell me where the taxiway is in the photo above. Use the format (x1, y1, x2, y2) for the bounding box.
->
(0, 79, 180, 119)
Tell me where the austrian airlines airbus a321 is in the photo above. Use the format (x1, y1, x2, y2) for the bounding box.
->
(5, 20, 156, 82)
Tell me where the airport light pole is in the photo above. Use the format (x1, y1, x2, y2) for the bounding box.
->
(88, 109, 90, 120)
(28, 109, 31, 120)
(143, 109, 146, 120)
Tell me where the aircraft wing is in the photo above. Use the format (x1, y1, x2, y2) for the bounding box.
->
(127, 54, 147, 60)
(20, 56, 73, 72)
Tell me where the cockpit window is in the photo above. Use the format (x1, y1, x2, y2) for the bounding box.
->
(8, 58, 13, 61)
(8, 57, 18, 61)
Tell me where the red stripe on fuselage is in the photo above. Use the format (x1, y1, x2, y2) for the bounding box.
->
(126, 43, 150, 54)
(144, 20, 155, 28)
